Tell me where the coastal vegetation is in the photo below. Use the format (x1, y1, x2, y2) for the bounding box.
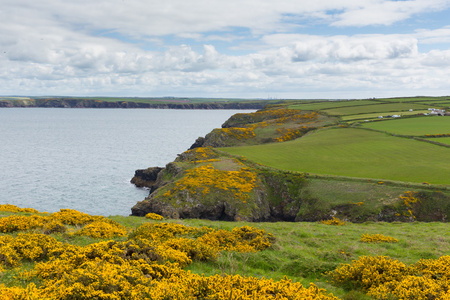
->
(3, 205, 450, 299)
(132, 95, 450, 223)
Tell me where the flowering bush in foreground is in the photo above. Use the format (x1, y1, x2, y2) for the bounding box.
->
(145, 212, 164, 220)
(0, 207, 340, 300)
(0, 204, 40, 213)
(329, 255, 450, 299)
(74, 220, 127, 238)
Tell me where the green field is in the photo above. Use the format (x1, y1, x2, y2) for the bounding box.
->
(361, 116, 450, 136)
(322, 103, 430, 116)
(341, 110, 429, 121)
(415, 99, 450, 105)
(375, 96, 450, 102)
(221, 127, 450, 185)
(427, 137, 450, 145)
(288, 100, 380, 111)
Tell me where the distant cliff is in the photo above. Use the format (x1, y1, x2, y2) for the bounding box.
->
(0, 98, 267, 110)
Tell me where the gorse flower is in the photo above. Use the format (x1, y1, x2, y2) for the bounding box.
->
(360, 234, 398, 243)
(0, 206, 342, 300)
(163, 164, 257, 201)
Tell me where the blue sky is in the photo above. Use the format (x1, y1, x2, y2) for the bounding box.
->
(1, 0, 450, 99)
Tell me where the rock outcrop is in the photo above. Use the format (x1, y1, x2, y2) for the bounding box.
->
(130, 147, 309, 221)
(130, 167, 163, 190)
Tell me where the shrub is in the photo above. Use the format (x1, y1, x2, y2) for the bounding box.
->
(360, 234, 398, 243)
(145, 213, 164, 220)
(321, 217, 346, 226)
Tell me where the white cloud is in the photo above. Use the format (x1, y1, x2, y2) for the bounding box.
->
(331, 0, 450, 27)
(1, 0, 450, 98)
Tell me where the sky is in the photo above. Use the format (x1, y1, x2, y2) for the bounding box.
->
(1, 0, 450, 99)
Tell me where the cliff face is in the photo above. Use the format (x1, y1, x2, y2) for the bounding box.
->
(130, 107, 329, 221)
(0, 98, 266, 110)
(130, 148, 307, 221)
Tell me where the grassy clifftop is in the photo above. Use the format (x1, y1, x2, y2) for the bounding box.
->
(132, 96, 450, 222)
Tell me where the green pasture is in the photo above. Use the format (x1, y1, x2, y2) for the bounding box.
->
(322, 103, 430, 116)
(375, 96, 449, 103)
(341, 110, 429, 121)
(220, 127, 450, 185)
(288, 100, 379, 111)
(426, 137, 450, 145)
(361, 116, 450, 136)
(414, 99, 450, 105)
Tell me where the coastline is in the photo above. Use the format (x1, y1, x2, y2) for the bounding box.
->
(0, 98, 268, 110)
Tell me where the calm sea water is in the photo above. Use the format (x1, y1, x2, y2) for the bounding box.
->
(0, 108, 245, 216)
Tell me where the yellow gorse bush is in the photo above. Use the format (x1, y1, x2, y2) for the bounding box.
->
(0, 215, 49, 233)
(74, 220, 127, 238)
(50, 208, 104, 225)
(178, 147, 220, 163)
(0, 206, 341, 300)
(275, 126, 309, 142)
(0, 208, 126, 239)
(164, 164, 257, 201)
(321, 217, 347, 226)
(330, 255, 450, 299)
(329, 256, 408, 291)
(360, 234, 399, 243)
(145, 212, 164, 220)
(399, 191, 420, 220)
(0, 204, 40, 213)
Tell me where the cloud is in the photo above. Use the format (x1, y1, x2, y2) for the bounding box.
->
(331, 0, 450, 27)
(1, 0, 450, 98)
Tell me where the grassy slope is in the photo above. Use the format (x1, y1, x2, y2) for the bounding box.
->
(221, 127, 450, 185)
(2, 211, 450, 299)
(150, 217, 450, 298)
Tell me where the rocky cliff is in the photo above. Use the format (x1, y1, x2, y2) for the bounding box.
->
(130, 147, 308, 221)
(0, 98, 267, 109)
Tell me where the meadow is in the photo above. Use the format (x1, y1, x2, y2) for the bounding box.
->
(287, 100, 379, 111)
(427, 137, 450, 145)
(322, 103, 429, 116)
(221, 127, 450, 185)
(361, 116, 450, 136)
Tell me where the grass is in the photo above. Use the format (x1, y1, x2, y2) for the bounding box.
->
(427, 137, 450, 145)
(305, 177, 408, 207)
(179, 218, 450, 298)
(361, 116, 450, 136)
(374, 96, 450, 102)
(287, 100, 380, 111)
(341, 110, 429, 121)
(220, 127, 450, 185)
(322, 103, 430, 116)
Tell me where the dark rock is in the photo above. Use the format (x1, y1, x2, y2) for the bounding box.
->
(130, 167, 163, 189)
(189, 137, 205, 149)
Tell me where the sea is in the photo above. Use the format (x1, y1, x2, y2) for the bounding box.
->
(0, 108, 246, 216)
